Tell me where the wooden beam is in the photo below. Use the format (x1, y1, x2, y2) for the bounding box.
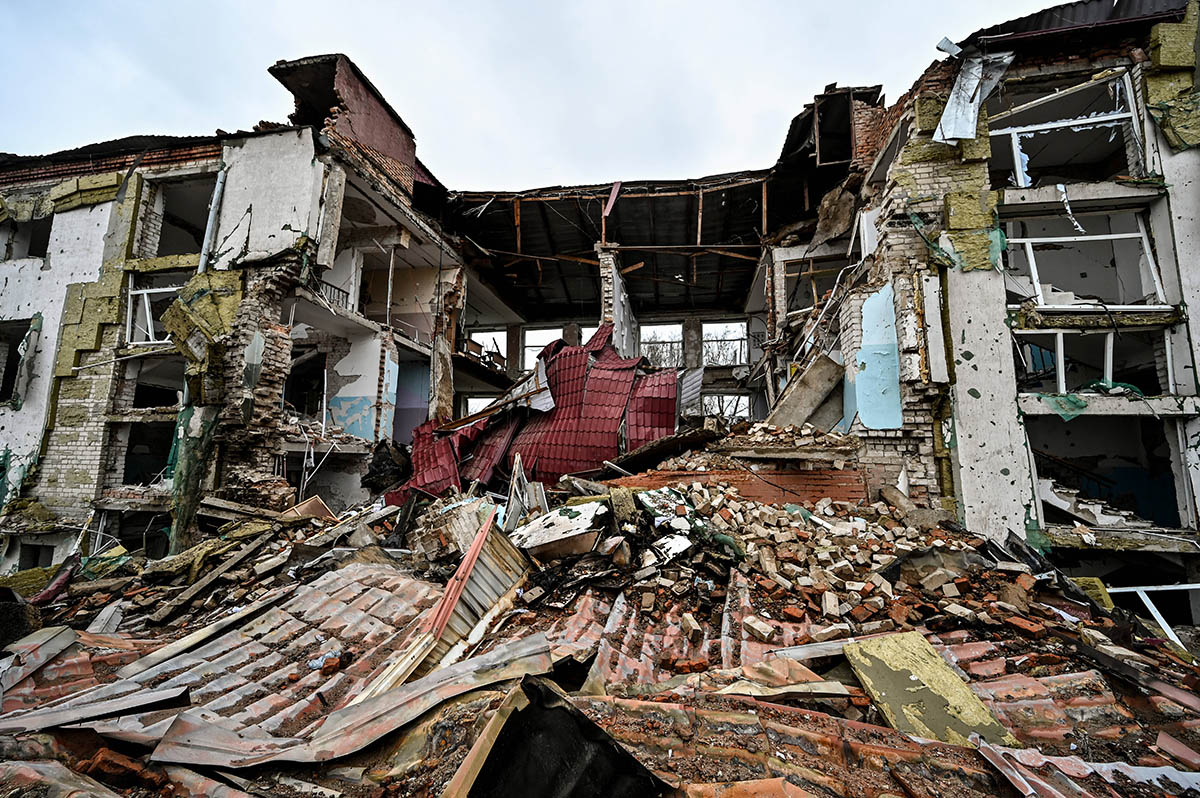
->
(514, 199, 522, 253)
(620, 261, 645, 274)
(149, 532, 273, 624)
(704, 249, 759, 262)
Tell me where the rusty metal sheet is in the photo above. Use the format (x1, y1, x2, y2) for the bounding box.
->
(0, 685, 190, 733)
(0, 759, 123, 797)
(0, 625, 78, 696)
(150, 634, 553, 768)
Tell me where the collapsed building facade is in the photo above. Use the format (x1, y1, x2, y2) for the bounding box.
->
(4, 1, 1200, 795)
(0, 0, 1198, 644)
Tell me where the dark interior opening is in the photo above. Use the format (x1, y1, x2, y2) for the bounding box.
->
(18, 542, 54, 570)
(130, 356, 186, 408)
(0, 319, 33, 403)
(284, 348, 327, 419)
(122, 421, 176, 486)
(156, 174, 217, 256)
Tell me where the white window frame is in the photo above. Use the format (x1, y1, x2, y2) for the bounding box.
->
(127, 285, 183, 345)
(1013, 327, 1175, 395)
(702, 320, 750, 367)
(639, 322, 684, 368)
(990, 71, 1140, 189)
(1004, 213, 1168, 311)
(522, 327, 563, 372)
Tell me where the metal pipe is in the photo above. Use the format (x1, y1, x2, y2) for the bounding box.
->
(197, 168, 228, 274)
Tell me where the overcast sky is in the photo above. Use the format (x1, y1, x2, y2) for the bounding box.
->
(4, 1, 1056, 189)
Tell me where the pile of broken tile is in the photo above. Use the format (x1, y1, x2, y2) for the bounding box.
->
(3, 473, 1200, 796)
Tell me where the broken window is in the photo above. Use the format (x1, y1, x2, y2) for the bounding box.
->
(128, 270, 190, 345)
(0, 216, 52, 261)
(1029, 415, 1181, 528)
(523, 327, 562, 371)
(121, 421, 176, 486)
(465, 396, 497, 415)
(284, 348, 327, 420)
(702, 321, 749, 366)
(136, 174, 217, 258)
(702, 393, 750, 422)
(1014, 328, 1174, 396)
(988, 71, 1140, 189)
(786, 258, 849, 312)
(0, 318, 36, 404)
(639, 323, 683, 368)
(1002, 211, 1164, 308)
(124, 355, 186, 408)
(18, 542, 54, 570)
(469, 329, 507, 369)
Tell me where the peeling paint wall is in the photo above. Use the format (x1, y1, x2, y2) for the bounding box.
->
(0, 203, 112, 509)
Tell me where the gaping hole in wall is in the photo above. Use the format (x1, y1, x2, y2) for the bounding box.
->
(1003, 212, 1162, 307)
(125, 355, 186, 408)
(639, 323, 683, 368)
(0, 318, 34, 403)
(115, 511, 170, 559)
(139, 174, 217, 257)
(1029, 415, 1180, 528)
(786, 257, 849, 312)
(284, 348, 327, 420)
(523, 327, 562, 371)
(702, 393, 750, 422)
(702, 321, 749, 366)
(128, 270, 190, 345)
(1014, 329, 1171, 395)
(0, 216, 52, 261)
(468, 329, 507, 370)
(121, 421, 176, 487)
(18, 542, 54, 570)
(987, 72, 1139, 189)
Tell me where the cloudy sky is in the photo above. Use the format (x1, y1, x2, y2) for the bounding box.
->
(5, 1, 1055, 189)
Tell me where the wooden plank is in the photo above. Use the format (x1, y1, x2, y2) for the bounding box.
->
(844, 631, 1016, 747)
(148, 532, 275, 625)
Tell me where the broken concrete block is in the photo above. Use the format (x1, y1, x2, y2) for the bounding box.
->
(811, 623, 852, 642)
(521, 586, 546, 604)
(641, 592, 656, 612)
(942, 582, 960, 598)
(944, 603, 975, 620)
(681, 612, 702, 642)
(822, 591, 841, 617)
(859, 619, 896, 635)
(921, 570, 952, 591)
(633, 566, 658, 582)
(743, 615, 777, 642)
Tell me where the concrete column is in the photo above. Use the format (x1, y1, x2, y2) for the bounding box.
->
(562, 323, 581, 347)
(944, 266, 1036, 540)
(683, 317, 703, 369)
(596, 245, 637, 357)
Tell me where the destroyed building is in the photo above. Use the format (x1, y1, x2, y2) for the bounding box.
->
(3, 0, 1200, 794)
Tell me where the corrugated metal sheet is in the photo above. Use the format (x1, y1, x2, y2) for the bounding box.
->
(965, 0, 1187, 43)
(626, 371, 678, 451)
(149, 634, 553, 768)
(0, 563, 443, 748)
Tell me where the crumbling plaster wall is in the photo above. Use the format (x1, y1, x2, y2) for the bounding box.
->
(0, 203, 111, 508)
(212, 130, 324, 270)
(848, 56, 1036, 536)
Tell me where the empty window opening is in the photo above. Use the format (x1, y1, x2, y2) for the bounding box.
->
(138, 174, 217, 257)
(988, 71, 1140, 189)
(1003, 212, 1163, 308)
(0, 319, 34, 404)
(703, 321, 749, 366)
(702, 393, 750, 422)
(1029, 415, 1180, 528)
(128, 270, 190, 345)
(581, 326, 600, 344)
(465, 396, 498, 416)
(284, 348, 328, 420)
(116, 511, 171, 560)
(468, 330, 508, 369)
(18, 542, 54, 570)
(639, 323, 683, 368)
(122, 421, 176, 486)
(127, 356, 186, 408)
(1015, 328, 1173, 396)
(523, 327, 563, 371)
(785, 258, 848, 312)
(0, 216, 52, 261)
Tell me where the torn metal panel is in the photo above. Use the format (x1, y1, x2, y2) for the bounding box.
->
(933, 51, 1015, 144)
(0, 760, 123, 798)
(0, 685, 190, 733)
(149, 634, 553, 768)
(0, 625, 78, 696)
(765, 353, 842, 428)
(509, 501, 608, 560)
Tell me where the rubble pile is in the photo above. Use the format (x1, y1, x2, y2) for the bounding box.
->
(3, 466, 1200, 795)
